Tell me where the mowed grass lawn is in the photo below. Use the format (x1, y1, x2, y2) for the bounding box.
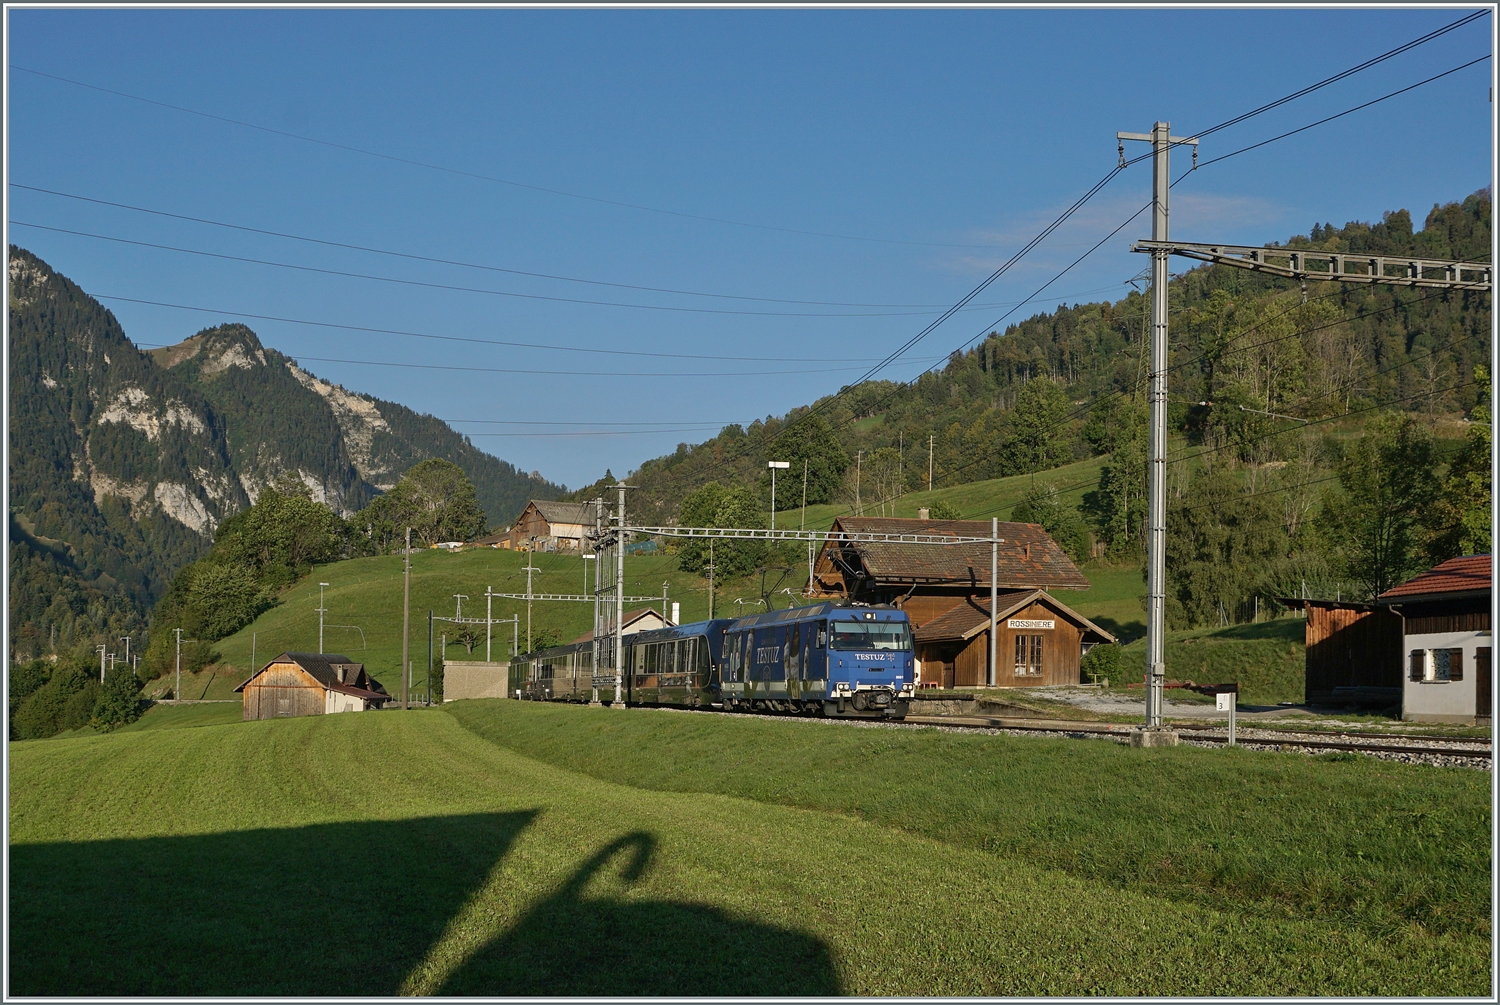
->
(10, 701, 1490, 996)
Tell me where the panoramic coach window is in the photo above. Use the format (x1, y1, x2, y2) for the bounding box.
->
(829, 621, 912, 651)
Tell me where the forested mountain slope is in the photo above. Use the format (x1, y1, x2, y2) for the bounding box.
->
(8, 247, 563, 659)
(567, 190, 1492, 530)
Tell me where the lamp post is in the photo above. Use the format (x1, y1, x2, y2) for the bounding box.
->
(768, 460, 789, 530)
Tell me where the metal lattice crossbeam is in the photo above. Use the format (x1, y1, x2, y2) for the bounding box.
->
(615, 525, 1002, 546)
(1133, 239, 1491, 290)
(488, 593, 657, 603)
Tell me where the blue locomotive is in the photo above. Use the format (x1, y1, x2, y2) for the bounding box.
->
(508, 603, 914, 719)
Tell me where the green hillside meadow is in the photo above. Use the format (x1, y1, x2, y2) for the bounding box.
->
(9, 699, 1490, 995)
(151, 454, 1313, 706)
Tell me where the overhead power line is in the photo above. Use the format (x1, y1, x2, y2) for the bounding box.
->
(851, 51, 1496, 481)
(11, 182, 1122, 312)
(131, 343, 894, 379)
(1194, 54, 1492, 171)
(96, 293, 948, 364)
(10, 64, 1006, 251)
(1118, 9, 1491, 168)
(9, 221, 955, 319)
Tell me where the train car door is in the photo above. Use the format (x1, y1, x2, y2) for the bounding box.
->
(659, 639, 684, 706)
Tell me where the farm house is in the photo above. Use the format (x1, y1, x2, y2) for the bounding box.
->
(235, 652, 391, 720)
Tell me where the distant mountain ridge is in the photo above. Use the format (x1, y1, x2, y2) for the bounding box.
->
(7, 246, 564, 659)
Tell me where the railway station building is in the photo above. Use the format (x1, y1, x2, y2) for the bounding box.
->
(809, 516, 1113, 688)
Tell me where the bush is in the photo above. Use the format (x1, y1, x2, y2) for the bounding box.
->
(928, 501, 962, 521)
(92, 668, 145, 731)
(1080, 643, 1121, 685)
(62, 681, 100, 732)
(12, 660, 96, 739)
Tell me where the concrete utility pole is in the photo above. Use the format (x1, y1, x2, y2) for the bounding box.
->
(768, 460, 789, 529)
(521, 563, 539, 652)
(800, 458, 809, 532)
(317, 582, 330, 654)
(855, 450, 862, 515)
(428, 610, 434, 703)
(928, 435, 934, 491)
(613, 483, 629, 708)
(1118, 121, 1196, 740)
(590, 498, 604, 705)
(98, 644, 106, 682)
(989, 517, 999, 688)
(402, 526, 411, 710)
(707, 540, 715, 619)
(174, 629, 182, 699)
(484, 586, 498, 662)
(121, 636, 131, 670)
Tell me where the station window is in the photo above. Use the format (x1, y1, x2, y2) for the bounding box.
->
(1013, 635, 1044, 676)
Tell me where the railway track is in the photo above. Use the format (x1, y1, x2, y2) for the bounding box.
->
(895, 713, 1491, 761)
(699, 706, 1491, 763)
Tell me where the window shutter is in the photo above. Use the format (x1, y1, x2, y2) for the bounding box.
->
(1410, 650, 1424, 682)
(1449, 649, 1464, 682)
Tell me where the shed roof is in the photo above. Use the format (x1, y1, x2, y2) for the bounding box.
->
(234, 652, 388, 694)
(912, 590, 1117, 645)
(528, 500, 597, 527)
(571, 607, 673, 644)
(821, 517, 1090, 590)
(1377, 554, 1492, 603)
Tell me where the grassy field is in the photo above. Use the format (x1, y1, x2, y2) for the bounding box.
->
(9, 700, 1490, 995)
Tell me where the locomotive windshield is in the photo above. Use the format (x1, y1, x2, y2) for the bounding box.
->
(829, 620, 912, 651)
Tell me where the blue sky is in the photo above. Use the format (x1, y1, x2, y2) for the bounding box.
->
(6, 7, 1493, 488)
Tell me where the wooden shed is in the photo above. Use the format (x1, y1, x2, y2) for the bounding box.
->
(509, 500, 597, 552)
(235, 652, 391, 720)
(1276, 599, 1404, 703)
(913, 589, 1116, 688)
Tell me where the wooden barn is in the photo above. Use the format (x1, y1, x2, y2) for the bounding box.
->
(913, 589, 1116, 688)
(509, 500, 597, 552)
(1277, 599, 1404, 705)
(235, 652, 391, 720)
(809, 516, 1100, 687)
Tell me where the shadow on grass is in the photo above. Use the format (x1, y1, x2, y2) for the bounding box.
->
(10, 812, 537, 996)
(11, 817, 840, 996)
(439, 832, 841, 996)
